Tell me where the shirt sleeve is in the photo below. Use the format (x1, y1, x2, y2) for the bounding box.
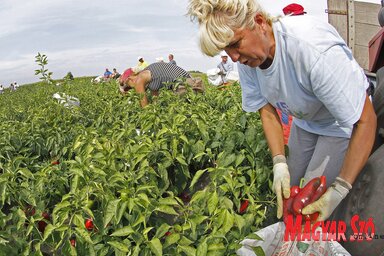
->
(238, 63, 268, 112)
(309, 44, 368, 127)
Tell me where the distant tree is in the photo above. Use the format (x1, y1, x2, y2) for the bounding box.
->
(64, 72, 74, 80)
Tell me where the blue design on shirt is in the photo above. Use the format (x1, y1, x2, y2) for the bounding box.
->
(276, 102, 293, 116)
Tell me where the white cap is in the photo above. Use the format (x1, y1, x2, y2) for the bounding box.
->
(156, 57, 164, 62)
(137, 56, 143, 61)
(220, 52, 228, 57)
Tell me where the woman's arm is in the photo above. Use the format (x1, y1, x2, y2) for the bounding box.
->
(302, 95, 376, 220)
(260, 103, 291, 218)
(259, 103, 286, 157)
(338, 95, 377, 184)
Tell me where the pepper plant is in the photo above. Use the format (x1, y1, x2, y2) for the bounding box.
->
(0, 77, 276, 255)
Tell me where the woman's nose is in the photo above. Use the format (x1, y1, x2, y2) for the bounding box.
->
(226, 50, 240, 62)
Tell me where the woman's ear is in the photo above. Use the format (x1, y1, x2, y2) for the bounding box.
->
(254, 13, 266, 30)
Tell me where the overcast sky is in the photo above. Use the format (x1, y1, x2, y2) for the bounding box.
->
(0, 0, 381, 86)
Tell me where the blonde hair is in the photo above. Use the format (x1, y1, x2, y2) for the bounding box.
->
(187, 0, 274, 56)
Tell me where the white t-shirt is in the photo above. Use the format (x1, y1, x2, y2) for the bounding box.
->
(239, 15, 368, 138)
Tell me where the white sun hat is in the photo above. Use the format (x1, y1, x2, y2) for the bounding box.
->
(156, 57, 164, 62)
(220, 51, 228, 57)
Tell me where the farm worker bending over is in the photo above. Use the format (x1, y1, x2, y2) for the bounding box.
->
(119, 62, 203, 107)
(187, 0, 376, 221)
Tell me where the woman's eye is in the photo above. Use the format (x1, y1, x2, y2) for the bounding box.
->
(230, 41, 240, 49)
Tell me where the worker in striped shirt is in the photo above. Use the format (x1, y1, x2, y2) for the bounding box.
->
(119, 62, 203, 107)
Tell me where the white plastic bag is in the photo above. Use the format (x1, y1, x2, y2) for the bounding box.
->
(207, 68, 239, 85)
(209, 75, 223, 86)
(53, 93, 80, 108)
(237, 222, 351, 256)
(207, 68, 223, 86)
(206, 68, 220, 76)
(91, 75, 104, 83)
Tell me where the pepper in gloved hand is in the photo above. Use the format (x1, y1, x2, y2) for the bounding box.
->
(302, 177, 352, 221)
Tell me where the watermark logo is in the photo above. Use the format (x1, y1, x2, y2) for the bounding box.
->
(284, 214, 377, 242)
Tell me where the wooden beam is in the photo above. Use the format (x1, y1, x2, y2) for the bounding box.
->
(327, 0, 348, 44)
(348, 0, 355, 53)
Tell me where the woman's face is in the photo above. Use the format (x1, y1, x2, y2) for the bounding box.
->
(126, 76, 137, 88)
(224, 14, 275, 69)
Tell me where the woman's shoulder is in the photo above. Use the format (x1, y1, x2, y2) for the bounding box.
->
(138, 69, 152, 82)
(276, 15, 346, 55)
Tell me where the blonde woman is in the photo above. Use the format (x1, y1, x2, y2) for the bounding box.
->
(187, 0, 376, 221)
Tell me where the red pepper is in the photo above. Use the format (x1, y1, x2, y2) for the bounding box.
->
(24, 205, 36, 217)
(164, 231, 172, 236)
(302, 176, 326, 222)
(85, 219, 94, 231)
(38, 212, 50, 233)
(283, 186, 300, 213)
(290, 186, 300, 197)
(292, 177, 321, 215)
(239, 200, 249, 214)
(51, 160, 60, 165)
(70, 237, 76, 247)
(309, 176, 327, 203)
(304, 212, 319, 222)
(283, 193, 296, 220)
(292, 176, 327, 216)
(178, 191, 191, 204)
(283, 186, 300, 225)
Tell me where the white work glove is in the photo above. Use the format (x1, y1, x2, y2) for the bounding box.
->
(272, 155, 290, 219)
(302, 177, 352, 221)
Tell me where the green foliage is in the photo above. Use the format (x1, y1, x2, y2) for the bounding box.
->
(0, 77, 275, 255)
(35, 52, 53, 84)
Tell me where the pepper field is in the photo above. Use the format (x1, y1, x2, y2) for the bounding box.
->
(0, 77, 277, 255)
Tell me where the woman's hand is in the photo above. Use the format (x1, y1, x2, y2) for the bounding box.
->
(272, 155, 291, 219)
(302, 177, 351, 221)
